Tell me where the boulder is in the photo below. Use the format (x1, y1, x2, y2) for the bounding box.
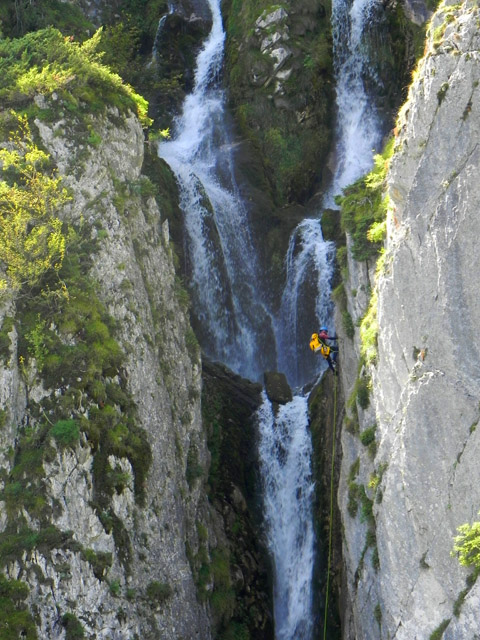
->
(263, 371, 293, 405)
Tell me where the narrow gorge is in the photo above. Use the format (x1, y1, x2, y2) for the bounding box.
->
(0, 0, 479, 639)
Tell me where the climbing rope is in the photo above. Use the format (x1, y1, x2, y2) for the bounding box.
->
(323, 373, 338, 640)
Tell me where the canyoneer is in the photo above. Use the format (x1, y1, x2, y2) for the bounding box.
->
(309, 327, 339, 374)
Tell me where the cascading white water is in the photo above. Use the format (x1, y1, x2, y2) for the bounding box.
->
(327, 0, 385, 202)
(157, 0, 275, 381)
(265, 0, 386, 635)
(157, 0, 385, 635)
(276, 219, 336, 389)
(149, 3, 175, 66)
(257, 394, 315, 640)
(277, 0, 387, 387)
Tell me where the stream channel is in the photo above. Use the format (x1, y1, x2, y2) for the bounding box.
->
(157, 0, 386, 635)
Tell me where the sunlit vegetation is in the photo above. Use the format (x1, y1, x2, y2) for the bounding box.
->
(0, 114, 70, 292)
(0, 28, 151, 129)
(336, 138, 394, 263)
(0, 109, 151, 580)
(452, 513, 480, 570)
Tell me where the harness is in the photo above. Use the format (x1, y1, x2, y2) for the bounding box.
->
(310, 333, 332, 358)
(319, 343, 331, 358)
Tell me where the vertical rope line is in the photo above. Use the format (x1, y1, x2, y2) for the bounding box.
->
(323, 375, 338, 640)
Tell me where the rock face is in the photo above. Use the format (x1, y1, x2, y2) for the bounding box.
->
(338, 1, 480, 638)
(263, 371, 293, 407)
(0, 108, 212, 639)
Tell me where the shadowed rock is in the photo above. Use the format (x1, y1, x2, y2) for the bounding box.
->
(264, 371, 293, 406)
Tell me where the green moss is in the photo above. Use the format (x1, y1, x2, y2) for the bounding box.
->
(337, 138, 394, 262)
(0, 526, 75, 568)
(223, 0, 334, 204)
(342, 310, 355, 339)
(0, 575, 37, 639)
(349, 376, 371, 410)
(348, 458, 360, 482)
(347, 482, 361, 518)
(50, 419, 80, 448)
(146, 580, 172, 604)
(109, 579, 121, 596)
(186, 443, 203, 488)
(429, 619, 451, 640)
(360, 425, 376, 447)
(0, 316, 14, 361)
(61, 613, 85, 639)
(82, 549, 112, 581)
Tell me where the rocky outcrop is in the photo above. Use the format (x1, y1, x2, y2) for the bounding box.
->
(263, 371, 293, 407)
(0, 107, 212, 639)
(201, 360, 273, 639)
(337, 1, 480, 638)
(224, 0, 334, 207)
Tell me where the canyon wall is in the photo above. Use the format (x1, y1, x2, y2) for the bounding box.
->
(337, 1, 480, 637)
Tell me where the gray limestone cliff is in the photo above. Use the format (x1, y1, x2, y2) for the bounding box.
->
(0, 107, 212, 638)
(337, 1, 480, 638)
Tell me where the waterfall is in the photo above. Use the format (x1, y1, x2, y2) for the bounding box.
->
(156, 0, 386, 635)
(275, 219, 335, 389)
(150, 3, 175, 66)
(157, 0, 276, 382)
(276, 0, 387, 386)
(327, 0, 386, 201)
(257, 394, 315, 640)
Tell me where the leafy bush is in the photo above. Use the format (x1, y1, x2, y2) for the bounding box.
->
(350, 376, 371, 410)
(0, 575, 36, 639)
(337, 138, 394, 262)
(0, 316, 14, 360)
(82, 549, 112, 580)
(62, 613, 85, 640)
(0, 114, 71, 292)
(360, 425, 377, 447)
(452, 514, 480, 569)
(51, 419, 80, 448)
(0, 28, 151, 127)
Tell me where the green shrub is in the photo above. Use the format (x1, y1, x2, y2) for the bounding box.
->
(0, 114, 71, 292)
(452, 513, 480, 568)
(109, 579, 121, 596)
(62, 613, 85, 639)
(51, 419, 80, 448)
(337, 138, 394, 263)
(360, 490, 374, 525)
(0, 575, 36, 639)
(360, 425, 376, 447)
(0, 28, 151, 127)
(82, 549, 112, 580)
(0, 316, 14, 360)
(146, 580, 172, 604)
(351, 376, 371, 410)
